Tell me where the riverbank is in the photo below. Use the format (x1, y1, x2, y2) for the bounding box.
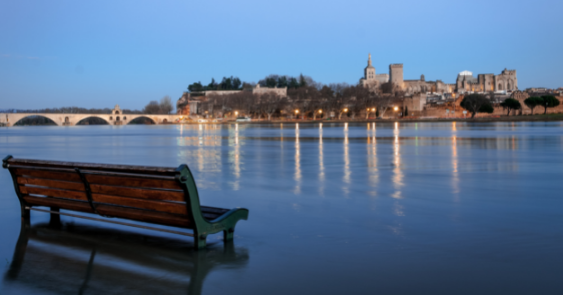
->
(186, 113, 563, 125)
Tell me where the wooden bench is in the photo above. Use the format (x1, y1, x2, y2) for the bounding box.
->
(2, 155, 249, 250)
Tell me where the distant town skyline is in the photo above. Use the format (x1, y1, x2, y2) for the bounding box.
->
(1, 0, 562, 110)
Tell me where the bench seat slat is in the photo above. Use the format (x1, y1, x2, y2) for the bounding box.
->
(23, 196, 193, 228)
(20, 186, 87, 201)
(86, 174, 182, 190)
(90, 184, 184, 202)
(13, 168, 82, 182)
(92, 194, 187, 215)
(17, 177, 85, 191)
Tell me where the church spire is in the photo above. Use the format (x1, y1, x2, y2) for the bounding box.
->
(368, 53, 372, 67)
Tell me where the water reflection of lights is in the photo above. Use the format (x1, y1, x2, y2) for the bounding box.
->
(343, 123, 350, 197)
(452, 135, 460, 200)
(367, 122, 378, 197)
(294, 123, 301, 194)
(234, 124, 240, 181)
(226, 124, 241, 190)
(451, 121, 460, 200)
(176, 124, 222, 189)
(392, 121, 403, 200)
(319, 123, 325, 195)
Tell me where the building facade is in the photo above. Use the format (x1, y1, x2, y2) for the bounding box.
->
(455, 69, 518, 93)
(359, 54, 516, 95)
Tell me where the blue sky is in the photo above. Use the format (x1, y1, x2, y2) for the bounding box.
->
(1, 0, 561, 110)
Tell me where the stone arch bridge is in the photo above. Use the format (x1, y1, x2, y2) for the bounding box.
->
(0, 105, 183, 127)
(0, 113, 182, 127)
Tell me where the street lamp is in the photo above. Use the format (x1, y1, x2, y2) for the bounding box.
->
(295, 110, 299, 114)
(235, 111, 239, 116)
(343, 108, 348, 112)
(318, 109, 322, 114)
(393, 106, 398, 111)
(371, 108, 375, 112)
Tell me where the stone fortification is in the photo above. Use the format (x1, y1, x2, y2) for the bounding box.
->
(456, 69, 517, 93)
(359, 54, 517, 96)
(389, 64, 404, 90)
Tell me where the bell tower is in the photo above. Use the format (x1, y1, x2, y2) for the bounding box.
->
(364, 53, 376, 81)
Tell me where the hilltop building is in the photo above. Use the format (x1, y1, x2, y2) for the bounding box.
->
(359, 54, 517, 95)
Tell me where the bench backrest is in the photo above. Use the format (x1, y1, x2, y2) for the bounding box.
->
(2, 156, 204, 229)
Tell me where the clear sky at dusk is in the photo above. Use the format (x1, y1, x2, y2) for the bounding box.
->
(1, 0, 561, 110)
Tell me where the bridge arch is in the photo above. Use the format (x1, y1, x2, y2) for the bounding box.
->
(13, 114, 60, 126)
(76, 115, 111, 125)
(127, 115, 157, 125)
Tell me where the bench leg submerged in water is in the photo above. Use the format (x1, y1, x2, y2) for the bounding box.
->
(21, 206, 30, 222)
(223, 228, 234, 242)
(195, 234, 207, 249)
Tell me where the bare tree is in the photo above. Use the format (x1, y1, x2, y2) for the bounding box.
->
(288, 86, 319, 119)
(223, 91, 258, 117)
(208, 93, 230, 118)
(159, 96, 174, 114)
(328, 83, 351, 95)
(143, 101, 161, 114)
(341, 86, 370, 119)
(374, 93, 402, 118)
(258, 93, 287, 120)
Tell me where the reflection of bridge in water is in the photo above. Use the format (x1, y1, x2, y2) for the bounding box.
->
(1, 105, 182, 127)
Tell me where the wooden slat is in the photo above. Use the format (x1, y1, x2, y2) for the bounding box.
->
(20, 184, 225, 220)
(20, 186, 87, 201)
(86, 174, 182, 190)
(17, 177, 85, 191)
(23, 196, 192, 228)
(92, 194, 188, 215)
(8, 158, 178, 176)
(12, 168, 82, 182)
(90, 184, 184, 202)
(91, 194, 222, 219)
(23, 196, 93, 213)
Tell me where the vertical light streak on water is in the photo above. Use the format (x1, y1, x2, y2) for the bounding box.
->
(452, 122, 460, 201)
(368, 122, 378, 198)
(392, 121, 404, 201)
(512, 135, 518, 150)
(343, 123, 350, 197)
(280, 123, 284, 170)
(228, 123, 240, 191)
(319, 123, 325, 196)
(294, 123, 301, 194)
(197, 124, 204, 172)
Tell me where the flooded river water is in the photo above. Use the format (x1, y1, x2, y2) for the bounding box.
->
(1, 122, 562, 294)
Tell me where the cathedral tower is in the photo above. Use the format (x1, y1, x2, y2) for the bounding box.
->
(364, 53, 376, 80)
